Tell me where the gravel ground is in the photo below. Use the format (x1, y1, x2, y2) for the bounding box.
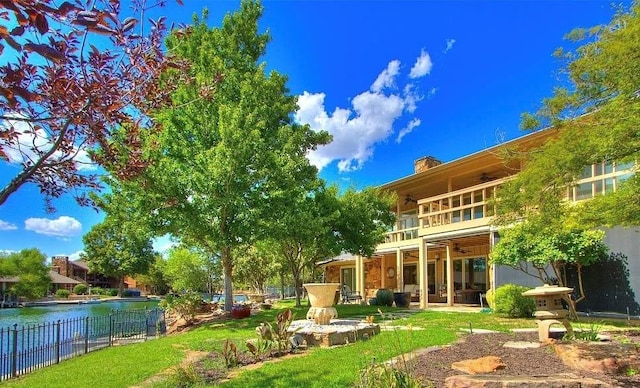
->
(408, 331, 640, 387)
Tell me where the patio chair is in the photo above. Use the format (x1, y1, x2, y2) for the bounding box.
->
(341, 285, 362, 304)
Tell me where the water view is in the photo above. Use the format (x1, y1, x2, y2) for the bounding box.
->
(0, 300, 160, 328)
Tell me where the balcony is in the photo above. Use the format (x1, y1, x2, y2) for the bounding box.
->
(417, 178, 506, 236)
(384, 227, 419, 244)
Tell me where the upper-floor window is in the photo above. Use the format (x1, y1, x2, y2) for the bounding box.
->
(568, 161, 635, 201)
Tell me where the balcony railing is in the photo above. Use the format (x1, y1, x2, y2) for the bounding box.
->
(384, 227, 419, 243)
(417, 178, 507, 232)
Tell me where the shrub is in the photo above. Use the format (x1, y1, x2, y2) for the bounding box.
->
(493, 284, 536, 318)
(73, 284, 88, 295)
(375, 288, 394, 307)
(90, 287, 104, 295)
(56, 289, 70, 299)
(108, 289, 118, 296)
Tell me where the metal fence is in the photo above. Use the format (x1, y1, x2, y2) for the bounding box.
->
(0, 307, 166, 381)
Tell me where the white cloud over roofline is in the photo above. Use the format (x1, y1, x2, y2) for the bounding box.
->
(296, 50, 434, 172)
(25, 216, 82, 237)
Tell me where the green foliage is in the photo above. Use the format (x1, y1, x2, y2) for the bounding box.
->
(0, 249, 51, 300)
(565, 321, 603, 341)
(128, 0, 331, 312)
(165, 363, 203, 388)
(356, 362, 422, 388)
(233, 241, 278, 294)
(161, 291, 203, 324)
(375, 289, 394, 307)
(108, 289, 118, 297)
(134, 255, 171, 296)
(493, 284, 536, 318)
(56, 289, 70, 299)
(73, 284, 88, 295)
(82, 214, 155, 296)
(255, 308, 295, 357)
(163, 247, 217, 293)
(490, 223, 607, 307)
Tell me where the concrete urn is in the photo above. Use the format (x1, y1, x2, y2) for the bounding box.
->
(303, 283, 340, 325)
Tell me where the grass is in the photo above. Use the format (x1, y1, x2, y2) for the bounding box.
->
(6, 301, 634, 387)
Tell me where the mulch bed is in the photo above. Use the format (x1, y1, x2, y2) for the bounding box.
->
(408, 331, 640, 387)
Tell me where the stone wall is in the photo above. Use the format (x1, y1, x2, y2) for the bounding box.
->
(325, 265, 340, 283)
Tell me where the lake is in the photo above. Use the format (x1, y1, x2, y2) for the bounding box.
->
(0, 300, 160, 328)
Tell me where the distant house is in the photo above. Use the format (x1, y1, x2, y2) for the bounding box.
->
(51, 256, 137, 291)
(0, 271, 80, 299)
(48, 270, 82, 292)
(51, 256, 116, 289)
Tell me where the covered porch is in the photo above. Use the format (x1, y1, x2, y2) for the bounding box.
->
(322, 232, 497, 308)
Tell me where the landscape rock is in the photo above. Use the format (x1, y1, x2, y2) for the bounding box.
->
(451, 356, 506, 374)
(445, 373, 610, 388)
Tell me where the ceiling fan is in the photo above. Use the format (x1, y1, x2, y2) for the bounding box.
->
(454, 244, 469, 254)
(404, 195, 417, 205)
(480, 172, 498, 183)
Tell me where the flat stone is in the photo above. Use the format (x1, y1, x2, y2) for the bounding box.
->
(445, 373, 610, 388)
(503, 341, 541, 349)
(459, 328, 499, 334)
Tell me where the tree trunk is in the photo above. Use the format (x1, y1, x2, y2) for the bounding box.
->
(118, 276, 124, 297)
(222, 246, 233, 311)
(279, 271, 285, 300)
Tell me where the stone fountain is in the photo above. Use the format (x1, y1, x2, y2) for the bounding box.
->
(286, 283, 380, 347)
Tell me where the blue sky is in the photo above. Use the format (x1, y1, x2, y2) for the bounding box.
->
(0, 0, 622, 260)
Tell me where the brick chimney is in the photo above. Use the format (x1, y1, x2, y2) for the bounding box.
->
(51, 256, 70, 277)
(414, 156, 442, 173)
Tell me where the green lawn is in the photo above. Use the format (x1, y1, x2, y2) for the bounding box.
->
(5, 302, 633, 387)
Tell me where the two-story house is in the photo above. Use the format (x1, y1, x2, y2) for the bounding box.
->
(322, 128, 638, 312)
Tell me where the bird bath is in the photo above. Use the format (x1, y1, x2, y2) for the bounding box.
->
(304, 283, 339, 325)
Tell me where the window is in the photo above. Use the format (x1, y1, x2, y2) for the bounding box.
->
(341, 268, 355, 292)
(576, 182, 592, 200)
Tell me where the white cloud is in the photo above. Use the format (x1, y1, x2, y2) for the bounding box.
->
(297, 51, 436, 172)
(427, 87, 437, 98)
(25, 216, 82, 237)
(371, 60, 401, 93)
(409, 49, 433, 78)
(396, 118, 422, 143)
(403, 84, 424, 113)
(444, 38, 456, 53)
(1, 114, 96, 171)
(0, 220, 17, 230)
(297, 91, 404, 172)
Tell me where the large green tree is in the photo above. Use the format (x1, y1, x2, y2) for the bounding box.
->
(133, 1, 330, 311)
(497, 2, 640, 228)
(267, 184, 396, 307)
(0, 249, 50, 300)
(82, 217, 156, 296)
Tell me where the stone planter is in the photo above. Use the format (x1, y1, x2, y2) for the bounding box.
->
(230, 304, 251, 319)
(394, 292, 412, 308)
(303, 283, 340, 325)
